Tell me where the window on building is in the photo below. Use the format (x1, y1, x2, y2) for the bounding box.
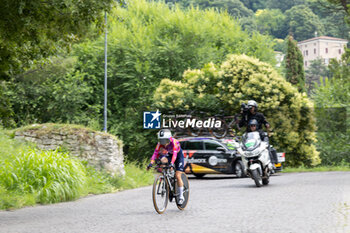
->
(305, 61, 307, 67)
(314, 48, 316, 54)
(326, 48, 328, 53)
(339, 49, 342, 54)
(306, 50, 308, 56)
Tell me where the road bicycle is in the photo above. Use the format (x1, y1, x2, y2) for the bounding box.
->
(210, 113, 241, 138)
(168, 110, 201, 137)
(188, 111, 241, 139)
(152, 160, 190, 214)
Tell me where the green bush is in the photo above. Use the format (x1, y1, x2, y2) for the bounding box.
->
(0, 149, 87, 204)
(154, 54, 320, 166)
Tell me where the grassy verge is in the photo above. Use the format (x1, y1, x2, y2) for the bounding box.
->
(0, 128, 153, 210)
(282, 165, 350, 173)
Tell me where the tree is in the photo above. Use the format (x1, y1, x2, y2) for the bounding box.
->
(240, 0, 267, 12)
(183, 0, 254, 18)
(154, 55, 320, 167)
(285, 5, 325, 41)
(308, 0, 350, 40)
(325, 0, 350, 23)
(285, 36, 305, 92)
(266, 0, 307, 12)
(0, 0, 117, 80)
(328, 49, 350, 80)
(4, 57, 100, 126)
(255, 9, 287, 39)
(305, 58, 330, 94)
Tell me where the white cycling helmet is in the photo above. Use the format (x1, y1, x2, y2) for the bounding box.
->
(157, 129, 172, 145)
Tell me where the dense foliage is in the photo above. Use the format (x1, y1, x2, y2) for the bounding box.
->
(5, 0, 276, 161)
(312, 50, 350, 165)
(163, 0, 350, 42)
(285, 5, 325, 41)
(154, 54, 320, 166)
(0, 0, 122, 130)
(0, 0, 119, 80)
(5, 57, 101, 127)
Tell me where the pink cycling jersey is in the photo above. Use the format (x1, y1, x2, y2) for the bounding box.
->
(151, 137, 181, 164)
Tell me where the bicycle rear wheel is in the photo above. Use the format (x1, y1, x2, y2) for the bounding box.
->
(176, 173, 190, 210)
(210, 120, 227, 138)
(152, 174, 169, 214)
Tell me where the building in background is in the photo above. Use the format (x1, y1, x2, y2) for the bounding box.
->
(274, 51, 285, 67)
(297, 36, 348, 69)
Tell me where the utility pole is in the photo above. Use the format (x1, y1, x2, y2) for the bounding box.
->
(104, 11, 108, 133)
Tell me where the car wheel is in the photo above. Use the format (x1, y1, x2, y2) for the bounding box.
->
(193, 173, 205, 178)
(234, 160, 246, 178)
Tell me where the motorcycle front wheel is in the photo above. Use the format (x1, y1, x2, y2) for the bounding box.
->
(262, 176, 269, 185)
(251, 169, 263, 187)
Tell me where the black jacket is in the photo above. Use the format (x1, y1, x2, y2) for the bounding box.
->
(238, 112, 269, 132)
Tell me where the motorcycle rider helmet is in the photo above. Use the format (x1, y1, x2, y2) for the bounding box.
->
(247, 100, 258, 111)
(157, 129, 172, 145)
(248, 119, 258, 128)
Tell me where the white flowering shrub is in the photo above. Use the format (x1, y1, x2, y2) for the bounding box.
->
(154, 54, 320, 166)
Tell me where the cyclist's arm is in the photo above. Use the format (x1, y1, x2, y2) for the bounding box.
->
(150, 143, 161, 164)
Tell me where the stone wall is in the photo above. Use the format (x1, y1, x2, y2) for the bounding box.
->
(14, 124, 125, 176)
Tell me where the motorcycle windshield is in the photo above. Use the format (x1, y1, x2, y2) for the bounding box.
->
(243, 132, 261, 151)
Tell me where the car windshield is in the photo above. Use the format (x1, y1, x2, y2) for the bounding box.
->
(242, 132, 261, 151)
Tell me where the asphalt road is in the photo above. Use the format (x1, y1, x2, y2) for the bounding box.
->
(1, 172, 350, 233)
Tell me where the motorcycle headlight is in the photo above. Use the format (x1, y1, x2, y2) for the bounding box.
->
(245, 149, 260, 157)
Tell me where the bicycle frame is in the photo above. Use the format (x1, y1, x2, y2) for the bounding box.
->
(156, 164, 177, 197)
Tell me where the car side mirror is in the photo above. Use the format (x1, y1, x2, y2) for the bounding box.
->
(216, 146, 226, 152)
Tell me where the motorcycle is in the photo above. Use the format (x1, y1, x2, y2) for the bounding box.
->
(234, 132, 274, 187)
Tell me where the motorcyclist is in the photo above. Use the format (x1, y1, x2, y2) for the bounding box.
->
(247, 119, 267, 142)
(238, 100, 277, 170)
(238, 100, 270, 142)
(147, 129, 185, 204)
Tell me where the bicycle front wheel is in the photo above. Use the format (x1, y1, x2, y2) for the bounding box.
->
(152, 174, 169, 214)
(176, 173, 190, 210)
